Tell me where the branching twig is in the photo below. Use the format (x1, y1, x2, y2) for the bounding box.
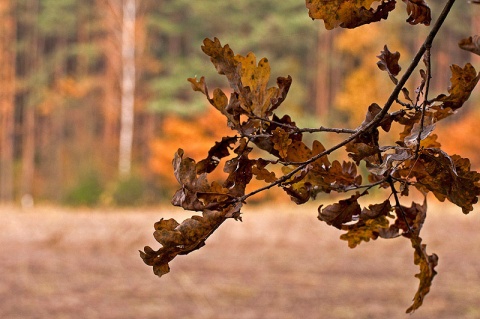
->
(237, 0, 456, 204)
(249, 114, 357, 134)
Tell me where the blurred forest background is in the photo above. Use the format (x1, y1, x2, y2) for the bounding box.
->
(1, 0, 480, 207)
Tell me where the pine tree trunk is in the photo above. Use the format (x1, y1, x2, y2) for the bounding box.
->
(20, 0, 40, 206)
(98, 0, 122, 177)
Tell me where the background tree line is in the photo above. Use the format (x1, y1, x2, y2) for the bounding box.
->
(0, 0, 478, 206)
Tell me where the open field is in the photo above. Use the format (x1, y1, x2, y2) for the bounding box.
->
(1, 203, 480, 319)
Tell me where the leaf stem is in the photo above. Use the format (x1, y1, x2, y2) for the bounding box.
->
(415, 47, 432, 155)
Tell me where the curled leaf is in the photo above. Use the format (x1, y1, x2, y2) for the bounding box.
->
(459, 35, 480, 56)
(318, 193, 362, 229)
(402, 0, 431, 26)
(406, 236, 438, 313)
(140, 209, 227, 277)
(433, 63, 480, 110)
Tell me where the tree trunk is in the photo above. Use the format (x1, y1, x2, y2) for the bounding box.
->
(0, 0, 16, 202)
(315, 27, 333, 117)
(98, 0, 122, 177)
(20, 0, 40, 206)
(119, 0, 136, 177)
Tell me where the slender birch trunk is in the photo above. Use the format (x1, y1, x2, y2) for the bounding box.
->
(119, 0, 136, 177)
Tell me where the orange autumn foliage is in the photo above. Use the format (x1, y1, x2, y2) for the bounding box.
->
(436, 110, 480, 169)
(149, 107, 278, 200)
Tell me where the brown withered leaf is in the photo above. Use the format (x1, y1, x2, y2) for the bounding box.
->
(223, 141, 255, 198)
(252, 159, 277, 183)
(252, 166, 277, 183)
(236, 53, 276, 117)
(402, 87, 414, 104)
(187, 76, 207, 94)
(361, 103, 393, 132)
(172, 149, 230, 211)
(272, 127, 293, 159)
(140, 209, 227, 277)
(201, 37, 242, 90)
(252, 114, 301, 156)
(401, 150, 480, 214)
(280, 139, 361, 203)
(270, 76, 293, 114)
(433, 63, 480, 110)
(306, 0, 396, 30)
(377, 45, 402, 85)
(285, 140, 313, 163)
(340, 215, 391, 248)
(459, 35, 480, 56)
(284, 182, 313, 204)
(187, 77, 241, 129)
(407, 236, 438, 313)
(311, 140, 331, 168)
(326, 160, 363, 189)
(318, 193, 362, 229)
(200, 38, 292, 120)
(402, 0, 431, 26)
(449, 155, 480, 214)
(345, 141, 379, 165)
(360, 199, 392, 220)
(197, 136, 238, 174)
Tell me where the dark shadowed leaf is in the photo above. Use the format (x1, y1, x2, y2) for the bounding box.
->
(402, 0, 431, 26)
(318, 193, 362, 229)
(459, 35, 480, 56)
(377, 45, 401, 84)
(406, 236, 438, 313)
(197, 136, 238, 174)
(401, 149, 480, 214)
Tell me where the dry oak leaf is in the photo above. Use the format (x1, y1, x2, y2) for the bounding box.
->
(433, 63, 480, 110)
(340, 215, 391, 248)
(140, 209, 226, 277)
(459, 35, 480, 56)
(402, 0, 431, 26)
(200, 38, 292, 119)
(377, 45, 401, 84)
(201, 38, 241, 90)
(196, 136, 238, 174)
(272, 127, 293, 159)
(407, 236, 438, 313)
(306, 0, 396, 30)
(318, 193, 362, 229)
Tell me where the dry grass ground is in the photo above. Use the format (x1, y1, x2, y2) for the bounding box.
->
(1, 203, 480, 319)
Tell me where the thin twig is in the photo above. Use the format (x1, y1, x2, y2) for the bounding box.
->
(415, 48, 433, 155)
(249, 114, 357, 134)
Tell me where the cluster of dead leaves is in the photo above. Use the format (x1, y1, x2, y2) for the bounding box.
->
(306, 0, 431, 30)
(142, 1, 480, 314)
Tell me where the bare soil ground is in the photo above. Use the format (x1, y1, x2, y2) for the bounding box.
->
(1, 203, 480, 319)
